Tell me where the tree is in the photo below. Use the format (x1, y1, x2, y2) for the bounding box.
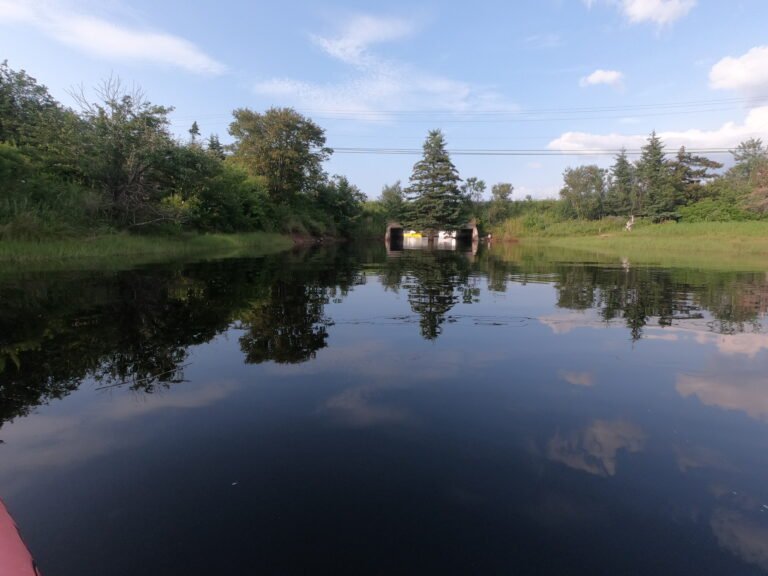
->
(605, 149, 635, 216)
(559, 165, 606, 220)
(730, 138, 766, 182)
(668, 146, 722, 204)
(228, 107, 332, 204)
(72, 78, 176, 226)
(491, 182, 513, 202)
(206, 134, 225, 160)
(315, 175, 366, 237)
(188, 121, 200, 144)
(0, 60, 60, 146)
(636, 131, 675, 219)
(404, 129, 466, 234)
(380, 180, 405, 221)
(462, 177, 486, 204)
(489, 182, 513, 224)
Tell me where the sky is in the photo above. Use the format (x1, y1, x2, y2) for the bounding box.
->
(1, 0, 768, 199)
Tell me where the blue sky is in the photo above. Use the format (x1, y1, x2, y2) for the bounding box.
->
(2, 0, 767, 199)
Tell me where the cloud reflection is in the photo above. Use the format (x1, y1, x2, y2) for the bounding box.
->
(0, 381, 238, 484)
(711, 508, 768, 572)
(548, 420, 646, 477)
(558, 370, 594, 387)
(677, 373, 768, 421)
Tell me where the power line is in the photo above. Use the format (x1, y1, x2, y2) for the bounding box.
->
(331, 147, 738, 156)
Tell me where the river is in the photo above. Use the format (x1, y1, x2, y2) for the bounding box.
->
(1, 242, 767, 575)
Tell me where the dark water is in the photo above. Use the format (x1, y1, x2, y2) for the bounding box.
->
(1, 243, 768, 575)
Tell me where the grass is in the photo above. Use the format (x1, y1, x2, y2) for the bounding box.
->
(515, 221, 768, 271)
(493, 215, 628, 238)
(0, 231, 294, 269)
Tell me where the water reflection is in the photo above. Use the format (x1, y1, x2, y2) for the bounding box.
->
(2, 243, 768, 575)
(547, 420, 646, 477)
(3, 244, 768, 430)
(381, 250, 479, 339)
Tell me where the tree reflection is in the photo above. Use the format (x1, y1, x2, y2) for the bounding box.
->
(239, 281, 331, 364)
(2, 244, 768, 430)
(384, 250, 478, 339)
(0, 248, 363, 428)
(482, 247, 766, 341)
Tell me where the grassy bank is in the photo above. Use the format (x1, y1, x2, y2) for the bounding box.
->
(0, 231, 294, 266)
(502, 221, 768, 271)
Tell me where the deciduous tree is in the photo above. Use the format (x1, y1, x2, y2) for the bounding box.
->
(229, 107, 332, 204)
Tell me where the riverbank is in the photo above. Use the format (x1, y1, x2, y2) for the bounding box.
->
(0, 232, 294, 265)
(499, 222, 768, 271)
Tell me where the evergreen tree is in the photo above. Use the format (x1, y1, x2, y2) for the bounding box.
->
(605, 148, 635, 216)
(669, 146, 722, 204)
(404, 130, 466, 234)
(636, 131, 674, 219)
(188, 121, 200, 143)
(206, 134, 225, 160)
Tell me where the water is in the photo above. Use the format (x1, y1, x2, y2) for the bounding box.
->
(1, 243, 767, 575)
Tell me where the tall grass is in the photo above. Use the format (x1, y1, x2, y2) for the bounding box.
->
(493, 215, 629, 238)
(532, 221, 768, 271)
(0, 232, 293, 265)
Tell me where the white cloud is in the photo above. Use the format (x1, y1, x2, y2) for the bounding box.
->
(311, 15, 414, 67)
(710, 45, 768, 99)
(0, 0, 225, 75)
(579, 69, 624, 88)
(549, 105, 768, 151)
(522, 33, 562, 50)
(254, 14, 517, 120)
(585, 0, 696, 26)
(621, 0, 696, 25)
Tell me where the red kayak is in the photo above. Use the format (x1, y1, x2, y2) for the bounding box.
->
(0, 499, 41, 575)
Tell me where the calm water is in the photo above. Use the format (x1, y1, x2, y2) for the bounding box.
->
(1, 243, 768, 575)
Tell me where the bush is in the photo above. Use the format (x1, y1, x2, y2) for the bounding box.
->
(678, 198, 755, 223)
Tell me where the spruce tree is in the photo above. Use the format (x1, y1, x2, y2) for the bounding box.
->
(636, 131, 672, 219)
(605, 148, 635, 216)
(404, 130, 465, 234)
(189, 120, 200, 143)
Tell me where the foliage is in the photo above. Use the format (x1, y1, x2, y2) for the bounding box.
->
(380, 180, 405, 222)
(559, 165, 606, 220)
(487, 182, 513, 225)
(72, 78, 179, 227)
(605, 149, 635, 216)
(678, 197, 754, 223)
(404, 129, 468, 233)
(0, 62, 362, 241)
(228, 107, 332, 204)
(314, 175, 367, 237)
(0, 60, 61, 147)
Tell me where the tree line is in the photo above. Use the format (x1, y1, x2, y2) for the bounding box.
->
(0, 61, 365, 239)
(366, 128, 768, 238)
(558, 132, 768, 223)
